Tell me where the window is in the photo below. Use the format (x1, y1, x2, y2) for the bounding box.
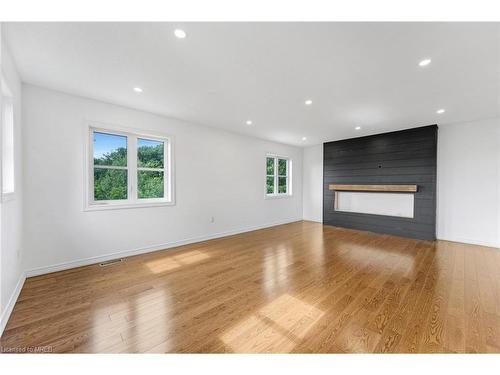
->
(137, 138, 165, 199)
(87, 125, 173, 210)
(1, 77, 15, 200)
(266, 155, 291, 197)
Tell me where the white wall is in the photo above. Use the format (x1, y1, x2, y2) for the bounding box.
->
(302, 144, 323, 222)
(22, 85, 303, 274)
(437, 118, 500, 247)
(301, 119, 500, 248)
(0, 26, 24, 332)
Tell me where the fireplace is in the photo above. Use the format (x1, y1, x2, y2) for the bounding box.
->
(329, 184, 417, 219)
(334, 191, 415, 218)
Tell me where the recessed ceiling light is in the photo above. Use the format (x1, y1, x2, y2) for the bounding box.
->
(245, 120, 253, 125)
(304, 99, 313, 106)
(174, 29, 187, 39)
(301, 137, 307, 141)
(355, 126, 361, 130)
(436, 109, 445, 114)
(133, 87, 143, 93)
(419, 58, 431, 67)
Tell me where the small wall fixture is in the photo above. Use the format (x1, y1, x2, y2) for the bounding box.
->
(419, 59, 431, 67)
(174, 29, 187, 39)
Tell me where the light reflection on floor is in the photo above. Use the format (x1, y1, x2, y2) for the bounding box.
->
(329, 237, 419, 276)
(220, 293, 324, 352)
(145, 250, 210, 273)
(89, 288, 174, 352)
(262, 246, 294, 295)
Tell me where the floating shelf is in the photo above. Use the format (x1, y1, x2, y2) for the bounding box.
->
(328, 184, 418, 193)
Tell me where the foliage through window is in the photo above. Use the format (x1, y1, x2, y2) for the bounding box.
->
(93, 132, 128, 200)
(266, 156, 291, 196)
(137, 138, 164, 199)
(88, 126, 172, 209)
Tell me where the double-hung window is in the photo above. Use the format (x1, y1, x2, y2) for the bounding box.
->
(266, 155, 291, 197)
(87, 125, 173, 210)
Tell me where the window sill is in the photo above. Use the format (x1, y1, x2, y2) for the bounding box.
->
(84, 200, 175, 212)
(265, 194, 293, 200)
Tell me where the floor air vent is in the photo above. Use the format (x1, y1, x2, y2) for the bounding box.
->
(99, 258, 124, 267)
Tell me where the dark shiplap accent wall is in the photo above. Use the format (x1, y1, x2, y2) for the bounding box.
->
(323, 125, 437, 240)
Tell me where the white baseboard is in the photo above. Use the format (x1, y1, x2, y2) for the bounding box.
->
(26, 217, 302, 277)
(0, 272, 26, 337)
(302, 217, 322, 223)
(437, 235, 500, 249)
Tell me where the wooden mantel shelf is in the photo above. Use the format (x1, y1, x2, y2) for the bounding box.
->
(329, 184, 418, 193)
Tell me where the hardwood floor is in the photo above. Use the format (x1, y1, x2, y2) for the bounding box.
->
(1, 221, 499, 353)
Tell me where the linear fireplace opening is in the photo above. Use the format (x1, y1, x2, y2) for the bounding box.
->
(334, 191, 415, 218)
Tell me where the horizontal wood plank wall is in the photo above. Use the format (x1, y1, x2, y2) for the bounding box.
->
(323, 125, 438, 240)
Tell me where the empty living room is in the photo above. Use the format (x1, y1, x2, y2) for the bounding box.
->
(1, 1, 500, 372)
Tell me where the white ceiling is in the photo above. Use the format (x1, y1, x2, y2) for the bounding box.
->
(4, 22, 499, 146)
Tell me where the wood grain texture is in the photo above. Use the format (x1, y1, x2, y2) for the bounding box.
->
(329, 184, 418, 192)
(323, 125, 437, 240)
(1, 221, 499, 353)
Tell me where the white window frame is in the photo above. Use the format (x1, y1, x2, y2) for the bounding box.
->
(84, 122, 175, 211)
(1, 75, 15, 202)
(265, 154, 292, 199)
